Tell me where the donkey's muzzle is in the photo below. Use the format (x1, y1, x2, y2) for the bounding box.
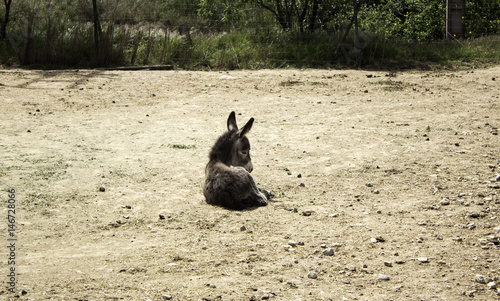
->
(245, 163, 253, 173)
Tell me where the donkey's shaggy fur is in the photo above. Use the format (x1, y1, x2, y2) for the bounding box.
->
(203, 112, 269, 210)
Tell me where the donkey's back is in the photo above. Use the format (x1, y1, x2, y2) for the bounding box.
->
(203, 112, 269, 210)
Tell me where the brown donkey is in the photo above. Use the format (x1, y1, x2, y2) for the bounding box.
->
(203, 112, 270, 210)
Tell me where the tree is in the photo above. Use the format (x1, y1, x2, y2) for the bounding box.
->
(254, 0, 322, 33)
(1, 0, 13, 39)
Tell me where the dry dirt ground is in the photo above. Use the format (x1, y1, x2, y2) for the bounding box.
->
(1, 66, 500, 301)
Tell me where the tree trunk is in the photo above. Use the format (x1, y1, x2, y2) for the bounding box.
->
(130, 31, 142, 65)
(92, 0, 101, 52)
(1, 0, 13, 39)
(308, 0, 319, 32)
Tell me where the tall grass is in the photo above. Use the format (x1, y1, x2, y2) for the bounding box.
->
(1, 22, 499, 69)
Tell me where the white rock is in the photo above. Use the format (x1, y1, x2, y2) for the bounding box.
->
(378, 274, 390, 281)
(307, 272, 318, 279)
(475, 274, 486, 284)
(323, 248, 334, 256)
(288, 240, 298, 247)
(440, 199, 450, 205)
(219, 75, 236, 80)
(417, 257, 429, 263)
(487, 282, 497, 289)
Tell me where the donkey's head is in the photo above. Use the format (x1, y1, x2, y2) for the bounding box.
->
(209, 112, 254, 173)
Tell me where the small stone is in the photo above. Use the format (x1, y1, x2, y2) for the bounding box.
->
(99, 187, 106, 192)
(302, 210, 312, 216)
(347, 265, 356, 271)
(487, 282, 497, 289)
(417, 257, 429, 263)
(240, 225, 247, 231)
(163, 295, 173, 300)
(373, 189, 380, 194)
(378, 274, 390, 281)
(365, 182, 373, 187)
(375, 236, 385, 242)
(440, 199, 450, 206)
(159, 214, 165, 220)
(393, 285, 403, 292)
(475, 274, 487, 284)
(288, 240, 298, 247)
(307, 272, 318, 279)
(495, 174, 500, 182)
(323, 248, 334, 256)
(384, 261, 393, 267)
(466, 290, 476, 297)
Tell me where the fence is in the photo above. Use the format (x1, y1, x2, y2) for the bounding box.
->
(0, 0, 499, 68)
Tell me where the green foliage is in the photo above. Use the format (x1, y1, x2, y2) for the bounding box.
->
(0, 0, 499, 68)
(360, 0, 445, 42)
(465, 0, 500, 38)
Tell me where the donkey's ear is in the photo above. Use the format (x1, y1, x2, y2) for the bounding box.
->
(227, 111, 238, 132)
(239, 118, 254, 138)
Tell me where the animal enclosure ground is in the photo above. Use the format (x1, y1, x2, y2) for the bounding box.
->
(1, 66, 499, 300)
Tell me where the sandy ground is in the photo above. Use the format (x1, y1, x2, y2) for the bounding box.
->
(0, 66, 499, 300)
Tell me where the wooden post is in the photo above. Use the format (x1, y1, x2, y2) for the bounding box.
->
(446, 0, 466, 39)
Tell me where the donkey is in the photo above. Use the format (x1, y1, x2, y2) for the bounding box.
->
(203, 112, 270, 210)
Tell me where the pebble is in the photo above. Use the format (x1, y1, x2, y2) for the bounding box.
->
(475, 274, 487, 284)
(487, 282, 497, 289)
(323, 248, 334, 256)
(365, 182, 373, 187)
(163, 295, 173, 300)
(378, 274, 390, 281)
(440, 199, 450, 206)
(417, 257, 429, 263)
(495, 174, 500, 182)
(302, 210, 312, 216)
(240, 225, 247, 231)
(288, 240, 298, 247)
(99, 187, 106, 192)
(307, 272, 318, 279)
(384, 261, 393, 267)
